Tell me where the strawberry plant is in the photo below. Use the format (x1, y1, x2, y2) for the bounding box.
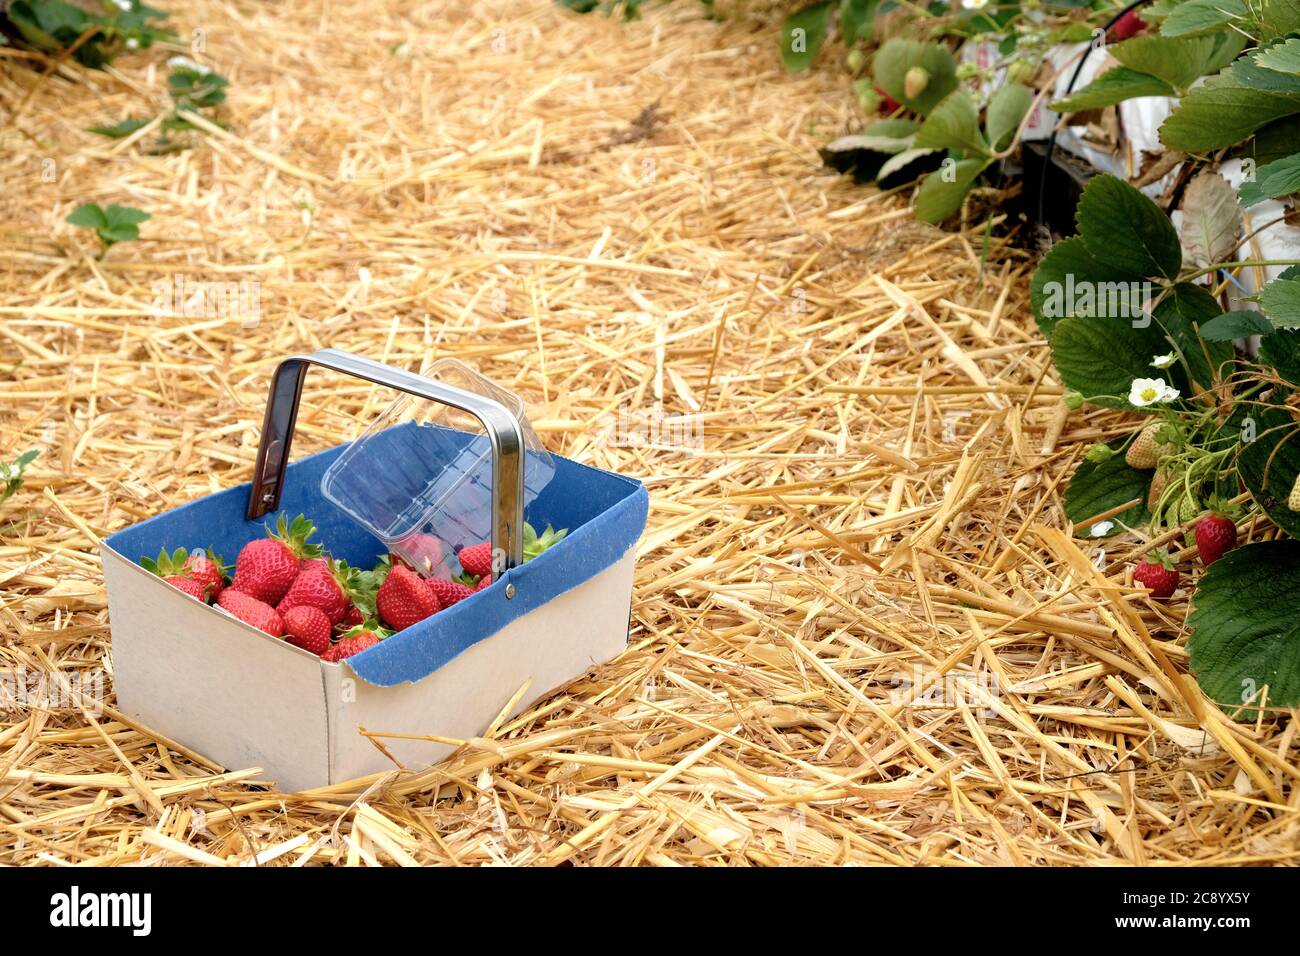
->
(1, 0, 173, 68)
(89, 61, 233, 153)
(64, 202, 150, 258)
(0, 450, 37, 509)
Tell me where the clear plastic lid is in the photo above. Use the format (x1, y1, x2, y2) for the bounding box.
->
(320, 358, 554, 578)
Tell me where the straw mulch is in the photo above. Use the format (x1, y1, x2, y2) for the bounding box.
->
(1, 0, 1296, 867)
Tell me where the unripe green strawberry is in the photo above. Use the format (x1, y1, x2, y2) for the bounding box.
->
(903, 66, 930, 100)
(1288, 473, 1300, 511)
(1174, 494, 1202, 526)
(847, 49, 867, 74)
(1007, 59, 1037, 85)
(1146, 467, 1168, 511)
(1125, 422, 1173, 470)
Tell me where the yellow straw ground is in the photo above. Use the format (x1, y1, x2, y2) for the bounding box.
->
(0, 0, 1296, 865)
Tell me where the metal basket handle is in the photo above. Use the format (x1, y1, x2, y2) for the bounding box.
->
(246, 348, 526, 571)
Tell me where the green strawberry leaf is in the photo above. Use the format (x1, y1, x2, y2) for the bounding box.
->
(1110, 32, 1246, 91)
(1260, 276, 1300, 328)
(1239, 153, 1300, 206)
(1188, 539, 1300, 718)
(88, 118, 151, 138)
(1051, 67, 1176, 112)
(779, 2, 832, 73)
(65, 203, 108, 229)
(1030, 235, 1146, 338)
(914, 90, 988, 155)
(1236, 403, 1300, 536)
(1063, 446, 1152, 534)
(1076, 174, 1183, 281)
(1049, 312, 1180, 409)
(913, 157, 991, 224)
(984, 83, 1033, 152)
(839, 0, 878, 44)
(1159, 0, 1247, 37)
(1160, 47, 1300, 152)
(1151, 282, 1234, 390)
(1199, 310, 1274, 341)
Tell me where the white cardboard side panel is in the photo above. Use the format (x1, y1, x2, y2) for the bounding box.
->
(102, 547, 331, 788)
(328, 551, 636, 783)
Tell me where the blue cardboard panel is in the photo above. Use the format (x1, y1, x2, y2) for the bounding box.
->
(105, 426, 647, 687)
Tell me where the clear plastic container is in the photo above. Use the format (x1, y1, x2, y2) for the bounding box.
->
(320, 358, 554, 577)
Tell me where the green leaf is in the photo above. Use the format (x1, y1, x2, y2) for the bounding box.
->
(1199, 309, 1274, 340)
(1255, 37, 1300, 74)
(1188, 540, 1300, 717)
(1030, 236, 1146, 338)
(1259, 327, 1300, 385)
(103, 204, 151, 228)
(1063, 447, 1152, 533)
(1159, 0, 1247, 36)
(1161, 49, 1300, 152)
(872, 38, 959, 116)
(87, 118, 150, 138)
(1151, 283, 1234, 389)
(1260, 277, 1300, 328)
(1111, 32, 1246, 91)
(65, 203, 107, 229)
(913, 90, 987, 155)
(780, 2, 832, 73)
(1049, 313, 1177, 408)
(1076, 174, 1183, 280)
(1238, 153, 1300, 206)
(168, 67, 229, 109)
(1259, 0, 1300, 40)
(985, 82, 1032, 151)
(1236, 403, 1300, 536)
(1050, 66, 1176, 112)
(839, 0, 878, 44)
(913, 157, 990, 224)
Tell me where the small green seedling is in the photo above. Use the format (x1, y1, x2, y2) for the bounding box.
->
(0, 450, 37, 509)
(65, 203, 150, 257)
(168, 65, 229, 110)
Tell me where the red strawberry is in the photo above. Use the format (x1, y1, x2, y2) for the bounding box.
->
(458, 542, 494, 578)
(231, 514, 322, 606)
(140, 546, 225, 602)
(376, 564, 439, 631)
(1133, 553, 1179, 599)
(217, 589, 284, 636)
(322, 629, 382, 662)
(426, 577, 475, 607)
(874, 84, 901, 113)
(340, 604, 365, 629)
(182, 551, 226, 600)
(1111, 8, 1147, 40)
(392, 532, 446, 576)
(277, 558, 353, 624)
(1194, 513, 1236, 566)
(477, 574, 493, 591)
(283, 605, 332, 655)
(165, 574, 212, 602)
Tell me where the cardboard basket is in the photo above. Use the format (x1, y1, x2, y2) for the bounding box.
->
(102, 349, 648, 792)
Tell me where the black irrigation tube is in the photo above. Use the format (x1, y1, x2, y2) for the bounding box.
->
(1036, 0, 1153, 227)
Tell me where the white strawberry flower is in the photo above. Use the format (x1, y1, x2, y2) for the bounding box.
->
(1150, 353, 1175, 369)
(1128, 378, 1179, 407)
(167, 55, 210, 75)
(962, 0, 990, 7)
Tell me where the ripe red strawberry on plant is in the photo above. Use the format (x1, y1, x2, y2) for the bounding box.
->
(1194, 513, 1236, 566)
(1111, 8, 1147, 40)
(376, 563, 439, 631)
(140, 546, 227, 603)
(1133, 552, 1178, 599)
(322, 628, 383, 662)
(231, 514, 322, 606)
(217, 589, 284, 637)
(283, 605, 332, 655)
(426, 577, 476, 608)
